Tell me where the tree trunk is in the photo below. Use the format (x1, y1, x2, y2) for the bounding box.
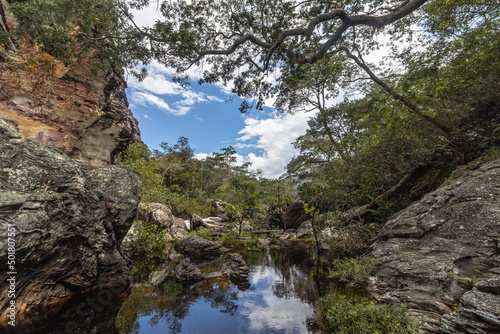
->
(341, 47, 453, 135)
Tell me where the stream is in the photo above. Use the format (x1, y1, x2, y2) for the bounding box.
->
(116, 246, 332, 334)
(35, 244, 333, 334)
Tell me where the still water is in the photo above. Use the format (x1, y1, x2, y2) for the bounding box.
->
(115, 247, 331, 334)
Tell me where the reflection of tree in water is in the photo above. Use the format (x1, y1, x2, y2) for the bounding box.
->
(116, 277, 239, 334)
(268, 245, 331, 305)
(117, 245, 332, 334)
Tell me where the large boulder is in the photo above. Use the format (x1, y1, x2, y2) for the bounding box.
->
(174, 236, 228, 262)
(221, 254, 250, 282)
(282, 199, 310, 230)
(190, 213, 205, 231)
(138, 203, 175, 229)
(210, 199, 230, 220)
(0, 118, 143, 329)
(173, 259, 205, 282)
(367, 158, 500, 332)
(125, 203, 188, 242)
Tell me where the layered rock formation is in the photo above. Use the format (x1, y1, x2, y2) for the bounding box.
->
(0, 0, 141, 168)
(367, 158, 500, 332)
(174, 236, 228, 262)
(221, 254, 250, 282)
(173, 258, 205, 282)
(0, 118, 143, 329)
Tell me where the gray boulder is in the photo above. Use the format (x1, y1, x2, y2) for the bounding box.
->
(190, 213, 205, 230)
(296, 221, 313, 238)
(367, 158, 500, 332)
(222, 254, 250, 282)
(439, 276, 500, 333)
(173, 259, 204, 282)
(174, 236, 228, 261)
(210, 199, 230, 220)
(282, 199, 309, 229)
(0, 118, 142, 328)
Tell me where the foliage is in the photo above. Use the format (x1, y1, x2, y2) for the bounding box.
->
(188, 228, 215, 241)
(221, 234, 246, 249)
(329, 257, 382, 288)
(318, 291, 420, 334)
(123, 221, 168, 259)
(122, 221, 169, 280)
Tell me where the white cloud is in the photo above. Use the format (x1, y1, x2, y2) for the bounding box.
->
(131, 91, 190, 116)
(128, 69, 224, 116)
(236, 110, 316, 179)
(193, 152, 209, 160)
(143, 114, 152, 120)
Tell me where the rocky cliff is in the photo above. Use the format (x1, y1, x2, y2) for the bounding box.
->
(0, 0, 141, 168)
(0, 117, 143, 330)
(367, 158, 500, 333)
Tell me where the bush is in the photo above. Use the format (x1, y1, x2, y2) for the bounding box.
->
(188, 228, 214, 240)
(329, 257, 382, 288)
(319, 292, 420, 334)
(123, 221, 168, 259)
(221, 235, 246, 249)
(122, 221, 169, 281)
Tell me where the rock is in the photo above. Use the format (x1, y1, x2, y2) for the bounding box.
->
(138, 203, 175, 229)
(367, 158, 500, 332)
(0, 4, 141, 168)
(128, 203, 188, 241)
(282, 199, 310, 229)
(149, 248, 184, 286)
(202, 216, 232, 232)
(171, 218, 189, 239)
(296, 221, 313, 238)
(340, 204, 370, 222)
(439, 276, 500, 333)
(190, 213, 205, 230)
(173, 259, 204, 282)
(0, 117, 143, 328)
(210, 199, 230, 220)
(174, 236, 229, 262)
(221, 254, 250, 282)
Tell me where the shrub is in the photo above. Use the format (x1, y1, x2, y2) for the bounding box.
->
(122, 221, 169, 281)
(188, 227, 214, 240)
(221, 235, 246, 249)
(319, 292, 420, 334)
(123, 221, 168, 259)
(329, 257, 382, 288)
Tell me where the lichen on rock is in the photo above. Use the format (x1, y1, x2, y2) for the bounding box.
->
(0, 117, 143, 329)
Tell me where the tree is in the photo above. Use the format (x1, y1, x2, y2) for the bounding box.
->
(7, 1, 493, 133)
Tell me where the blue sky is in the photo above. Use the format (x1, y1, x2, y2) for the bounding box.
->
(125, 3, 393, 179)
(126, 65, 314, 178)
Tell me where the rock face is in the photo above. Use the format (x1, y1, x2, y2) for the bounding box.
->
(221, 254, 250, 282)
(367, 158, 500, 332)
(282, 199, 309, 230)
(0, 1, 141, 168)
(174, 236, 228, 262)
(439, 277, 500, 333)
(0, 118, 143, 328)
(173, 259, 205, 282)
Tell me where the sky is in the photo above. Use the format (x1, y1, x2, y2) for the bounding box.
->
(126, 64, 315, 179)
(125, 3, 393, 179)
(125, 5, 318, 179)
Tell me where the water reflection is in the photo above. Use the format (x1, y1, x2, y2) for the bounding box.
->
(116, 247, 329, 334)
